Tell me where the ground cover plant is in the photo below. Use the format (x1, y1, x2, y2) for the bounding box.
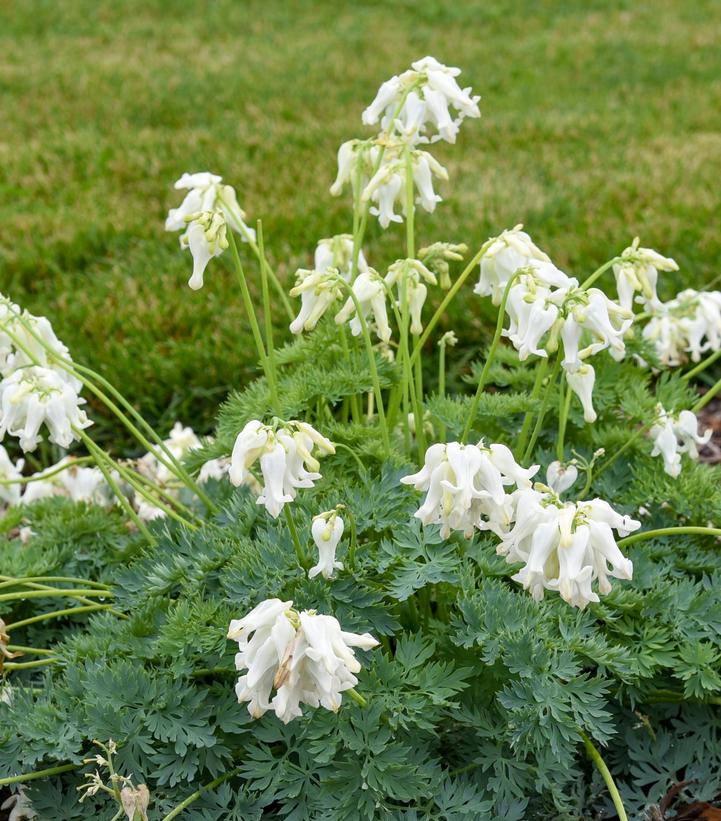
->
(2, 51, 721, 821)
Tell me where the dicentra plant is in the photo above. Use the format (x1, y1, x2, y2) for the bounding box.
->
(2, 56, 721, 820)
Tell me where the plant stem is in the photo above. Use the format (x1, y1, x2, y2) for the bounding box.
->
(226, 229, 280, 413)
(0, 763, 80, 787)
(285, 506, 308, 570)
(556, 374, 572, 461)
(618, 526, 721, 549)
(256, 220, 281, 415)
(515, 357, 549, 459)
(461, 270, 522, 442)
(0, 575, 110, 590)
(404, 147, 415, 258)
(7, 604, 116, 630)
(580, 730, 628, 821)
(693, 373, 721, 412)
(682, 347, 721, 381)
(0, 457, 94, 486)
(579, 257, 621, 290)
(347, 687, 368, 707)
(4, 657, 58, 670)
(410, 241, 491, 368)
(438, 339, 448, 441)
(0, 589, 112, 603)
(160, 768, 241, 821)
(523, 354, 562, 463)
(336, 280, 391, 452)
(6, 644, 57, 656)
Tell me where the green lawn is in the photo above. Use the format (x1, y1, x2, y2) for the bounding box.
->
(2, 0, 720, 441)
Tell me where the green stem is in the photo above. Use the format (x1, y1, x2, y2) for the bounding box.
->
(0, 457, 94, 486)
(586, 421, 654, 491)
(285, 506, 308, 570)
(6, 644, 56, 656)
(693, 373, 721, 412)
(438, 340, 447, 441)
(410, 241, 491, 368)
(461, 270, 522, 442)
(580, 730, 628, 821)
(413, 353, 427, 454)
(6, 604, 116, 630)
(345, 508, 358, 571)
(347, 687, 368, 707)
(682, 347, 721, 382)
(523, 354, 562, 463)
(160, 768, 241, 821)
(404, 147, 415, 258)
(333, 442, 367, 476)
(0, 575, 110, 590)
(556, 374, 572, 461)
(0, 763, 81, 787)
(256, 220, 281, 415)
(515, 357, 549, 459)
(4, 657, 59, 670)
(579, 257, 621, 290)
(336, 280, 391, 452)
(0, 589, 112, 603)
(618, 526, 721, 549)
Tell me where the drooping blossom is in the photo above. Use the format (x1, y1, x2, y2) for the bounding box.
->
(0, 366, 91, 451)
(612, 238, 678, 312)
(401, 441, 539, 538)
(309, 510, 345, 579)
(649, 405, 711, 478)
(362, 56, 480, 144)
(642, 289, 721, 366)
(165, 172, 256, 290)
(385, 258, 438, 335)
(290, 269, 343, 335)
(546, 460, 578, 495)
(0, 445, 24, 507)
(229, 420, 334, 518)
(334, 269, 392, 342)
(227, 599, 378, 724)
(498, 489, 639, 609)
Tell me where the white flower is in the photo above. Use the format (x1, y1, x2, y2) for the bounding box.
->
(1, 790, 37, 821)
(314, 235, 368, 280)
(228, 600, 378, 724)
(330, 140, 374, 198)
(334, 269, 392, 342)
(401, 441, 539, 538)
(0, 445, 24, 507)
(166, 172, 256, 290)
(385, 259, 437, 335)
(361, 146, 448, 228)
(362, 56, 480, 144)
(137, 422, 201, 485)
(289, 269, 342, 335)
(649, 405, 711, 478)
(0, 366, 91, 451)
(566, 363, 597, 424)
(474, 226, 554, 305)
(198, 455, 230, 483)
(546, 461, 578, 495)
(229, 420, 334, 518)
(503, 270, 569, 361)
(560, 288, 633, 373)
(499, 490, 639, 608)
(309, 510, 345, 579)
(642, 289, 721, 366)
(612, 238, 678, 312)
(120, 785, 150, 821)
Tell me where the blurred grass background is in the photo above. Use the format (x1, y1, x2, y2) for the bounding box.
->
(1, 0, 720, 442)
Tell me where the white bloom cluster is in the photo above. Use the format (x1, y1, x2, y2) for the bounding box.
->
(165, 171, 256, 290)
(334, 269, 392, 342)
(227, 599, 378, 724)
(20, 457, 110, 507)
(0, 296, 91, 453)
(649, 405, 711, 477)
(331, 57, 479, 229)
(229, 419, 334, 518)
(310, 509, 345, 579)
(497, 489, 639, 609)
(385, 258, 437, 335)
(362, 56, 480, 144)
(642, 289, 721, 366)
(612, 238, 678, 312)
(474, 229, 634, 424)
(401, 441, 538, 538)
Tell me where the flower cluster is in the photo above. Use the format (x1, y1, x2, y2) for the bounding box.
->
(165, 172, 256, 290)
(612, 238, 678, 312)
(649, 405, 711, 477)
(227, 599, 378, 724)
(474, 227, 635, 424)
(229, 419, 334, 517)
(331, 57, 479, 229)
(642, 289, 721, 366)
(401, 441, 538, 538)
(0, 296, 91, 453)
(497, 489, 639, 609)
